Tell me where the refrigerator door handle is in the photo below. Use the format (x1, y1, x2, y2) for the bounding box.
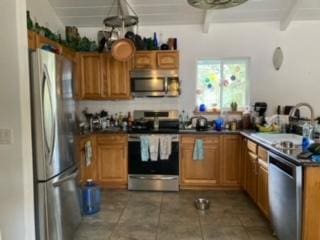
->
(42, 65, 56, 165)
(53, 169, 78, 187)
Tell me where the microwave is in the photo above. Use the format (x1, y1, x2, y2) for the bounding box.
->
(130, 70, 180, 97)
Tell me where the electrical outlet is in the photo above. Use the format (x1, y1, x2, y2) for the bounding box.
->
(0, 129, 13, 145)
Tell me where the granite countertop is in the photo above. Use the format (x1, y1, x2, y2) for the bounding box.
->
(240, 131, 320, 167)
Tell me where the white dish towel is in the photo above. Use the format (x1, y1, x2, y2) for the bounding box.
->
(160, 135, 172, 160)
(149, 135, 159, 161)
(85, 140, 92, 166)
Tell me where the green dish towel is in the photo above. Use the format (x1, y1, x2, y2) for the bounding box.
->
(193, 139, 204, 160)
(140, 136, 149, 161)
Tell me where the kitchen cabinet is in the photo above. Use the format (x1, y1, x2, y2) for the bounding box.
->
(220, 135, 241, 186)
(180, 136, 220, 187)
(28, 31, 36, 50)
(96, 135, 128, 187)
(78, 53, 105, 99)
(133, 51, 179, 70)
(35, 33, 62, 53)
(106, 54, 132, 99)
(76, 53, 132, 100)
(78, 136, 97, 185)
(257, 158, 269, 218)
(61, 46, 76, 62)
(246, 150, 258, 202)
(134, 51, 157, 69)
(240, 138, 247, 190)
(157, 51, 179, 69)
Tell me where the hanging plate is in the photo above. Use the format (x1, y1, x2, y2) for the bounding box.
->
(273, 47, 284, 71)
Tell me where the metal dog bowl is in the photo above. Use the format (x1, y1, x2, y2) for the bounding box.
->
(194, 198, 210, 210)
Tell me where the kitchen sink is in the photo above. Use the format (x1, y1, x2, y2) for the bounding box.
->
(251, 133, 303, 146)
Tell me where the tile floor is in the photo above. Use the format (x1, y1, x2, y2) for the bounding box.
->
(74, 190, 277, 240)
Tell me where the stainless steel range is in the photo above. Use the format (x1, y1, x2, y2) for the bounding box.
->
(128, 110, 180, 191)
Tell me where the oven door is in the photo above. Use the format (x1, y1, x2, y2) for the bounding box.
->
(131, 77, 166, 97)
(128, 135, 179, 175)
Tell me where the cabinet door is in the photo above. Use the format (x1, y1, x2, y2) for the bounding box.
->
(79, 53, 104, 99)
(246, 151, 258, 202)
(133, 52, 156, 69)
(257, 160, 269, 218)
(157, 51, 179, 69)
(241, 138, 247, 190)
(107, 55, 132, 99)
(28, 31, 36, 50)
(221, 135, 241, 186)
(78, 136, 97, 184)
(96, 136, 128, 187)
(181, 136, 220, 186)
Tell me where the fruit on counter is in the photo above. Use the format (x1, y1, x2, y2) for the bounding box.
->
(256, 124, 273, 132)
(308, 143, 320, 154)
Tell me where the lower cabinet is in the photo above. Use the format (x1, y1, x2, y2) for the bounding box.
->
(96, 135, 128, 187)
(257, 159, 269, 218)
(180, 135, 241, 188)
(180, 135, 220, 187)
(77, 134, 128, 188)
(246, 151, 258, 202)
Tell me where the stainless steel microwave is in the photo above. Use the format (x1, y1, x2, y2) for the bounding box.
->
(130, 70, 180, 97)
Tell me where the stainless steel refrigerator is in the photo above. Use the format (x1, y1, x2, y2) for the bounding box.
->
(30, 49, 81, 240)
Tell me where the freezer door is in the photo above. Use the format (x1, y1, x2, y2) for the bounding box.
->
(36, 167, 81, 240)
(31, 49, 75, 180)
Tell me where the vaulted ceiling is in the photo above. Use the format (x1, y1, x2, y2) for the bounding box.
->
(48, 0, 320, 32)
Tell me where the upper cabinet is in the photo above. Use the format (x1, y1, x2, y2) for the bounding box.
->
(133, 51, 179, 70)
(77, 53, 105, 99)
(76, 52, 132, 100)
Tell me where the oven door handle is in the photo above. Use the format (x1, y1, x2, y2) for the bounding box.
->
(130, 175, 178, 181)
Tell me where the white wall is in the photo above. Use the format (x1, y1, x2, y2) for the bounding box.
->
(27, 0, 64, 36)
(0, 0, 34, 239)
(78, 21, 320, 118)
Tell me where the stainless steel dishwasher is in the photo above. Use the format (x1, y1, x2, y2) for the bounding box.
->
(269, 152, 303, 240)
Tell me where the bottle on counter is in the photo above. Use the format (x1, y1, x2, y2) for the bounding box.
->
(110, 115, 114, 127)
(114, 113, 119, 127)
(302, 122, 313, 151)
(127, 111, 133, 128)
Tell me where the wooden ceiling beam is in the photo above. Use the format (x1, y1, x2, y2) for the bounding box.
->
(280, 0, 303, 31)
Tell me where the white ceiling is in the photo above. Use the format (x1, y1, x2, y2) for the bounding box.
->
(48, 0, 320, 31)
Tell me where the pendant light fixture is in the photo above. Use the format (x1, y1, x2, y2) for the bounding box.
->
(103, 0, 139, 28)
(187, 0, 248, 10)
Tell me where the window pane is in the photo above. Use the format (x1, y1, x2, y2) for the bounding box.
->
(196, 60, 221, 110)
(222, 61, 247, 109)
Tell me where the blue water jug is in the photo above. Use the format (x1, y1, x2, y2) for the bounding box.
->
(82, 179, 101, 215)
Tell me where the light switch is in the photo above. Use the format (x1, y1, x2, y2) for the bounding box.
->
(0, 129, 13, 144)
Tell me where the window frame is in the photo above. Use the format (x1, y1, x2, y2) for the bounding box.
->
(195, 57, 250, 112)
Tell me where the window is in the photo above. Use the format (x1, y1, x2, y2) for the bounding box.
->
(196, 59, 249, 111)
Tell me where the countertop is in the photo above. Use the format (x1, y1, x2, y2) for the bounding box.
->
(240, 131, 320, 167)
(78, 128, 319, 167)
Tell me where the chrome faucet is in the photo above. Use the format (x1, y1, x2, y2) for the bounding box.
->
(288, 102, 315, 127)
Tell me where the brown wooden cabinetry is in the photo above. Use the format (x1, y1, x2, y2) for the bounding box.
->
(78, 53, 105, 99)
(106, 55, 132, 99)
(246, 149, 258, 202)
(220, 135, 241, 186)
(180, 135, 220, 187)
(35, 33, 62, 53)
(133, 51, 179, 70)
(134, 51, 157, 69)
(96, 135, 128, 187)
(257, 159, 269, 218)
(28, 31, 36, 50)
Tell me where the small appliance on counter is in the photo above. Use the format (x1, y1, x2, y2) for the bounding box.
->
(190, 116, 209, 131)
(253, 102, 267, 126)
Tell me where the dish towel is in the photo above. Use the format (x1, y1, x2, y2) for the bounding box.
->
(149, 135, 160, 161)
(85, 140, 92, 166)
(193, 139, 204, 161)
(160, 135, 172, 160)
(140, 136, 150, 162)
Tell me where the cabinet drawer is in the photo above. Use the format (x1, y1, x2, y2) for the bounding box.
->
(181, 136, 219, 145)
(258, 146, 268, 162)
(157, 51, 179, 69)
(247, 140, 257, 154)
(97, 135, 127, 144)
